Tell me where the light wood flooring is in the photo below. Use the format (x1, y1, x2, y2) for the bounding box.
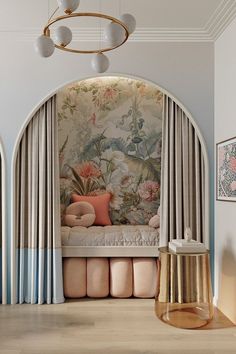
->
(0, 298, 235, 354)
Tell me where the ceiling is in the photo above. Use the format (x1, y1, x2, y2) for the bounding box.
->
(1, 0, 236, 42)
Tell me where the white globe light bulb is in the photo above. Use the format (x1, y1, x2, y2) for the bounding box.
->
(91, 53, 110, 73)
(54, 26, 72, 46)
(57, 0, 80, 14)
(120, 13, 136, 34)
(34, 35, 55, 58)
(104, 22, 126, 47)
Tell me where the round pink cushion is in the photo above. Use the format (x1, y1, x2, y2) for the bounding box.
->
(149, 214, 160, 228)
(64, 201, 95, 227)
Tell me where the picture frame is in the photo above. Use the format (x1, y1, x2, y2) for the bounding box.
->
(216, 136, 236, 201)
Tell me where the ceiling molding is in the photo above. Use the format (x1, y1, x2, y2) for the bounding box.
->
(205, 0, 236, 40)
(1, 27, 212, 43)
(1, 0, 236, 43)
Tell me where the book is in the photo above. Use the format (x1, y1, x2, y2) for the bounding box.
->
(172, 239, 202, 247)
(168, 239, 206, 253)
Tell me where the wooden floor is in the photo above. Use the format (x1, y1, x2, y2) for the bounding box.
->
(0, 299, 235, 354)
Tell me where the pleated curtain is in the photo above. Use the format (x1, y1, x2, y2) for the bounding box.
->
(15, 96, 64, 304)
(160, 95, 206, 246)
(0, 155, 2, 303)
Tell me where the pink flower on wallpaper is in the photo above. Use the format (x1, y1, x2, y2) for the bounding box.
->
(59, 153, 64, 164)
(138, 83, 147, 96)
(229, 157, 236, 172)
(230, 180, 236, 191)
(75, 161, 101, 179)
(121, 174, 133, 187)
(138, 180, 160, 202)
(104, 87, 117, 100)
(88, 112, 96, 125)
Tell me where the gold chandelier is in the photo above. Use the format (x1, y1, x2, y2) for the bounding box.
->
(35, 0, 136, 73)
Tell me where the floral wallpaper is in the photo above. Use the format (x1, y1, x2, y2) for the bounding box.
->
(58, 76, 163, 225)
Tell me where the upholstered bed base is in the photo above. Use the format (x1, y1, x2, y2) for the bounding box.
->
(63, 257, 159, 298)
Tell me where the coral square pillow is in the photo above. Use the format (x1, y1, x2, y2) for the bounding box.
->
(71, 193, 112, 226)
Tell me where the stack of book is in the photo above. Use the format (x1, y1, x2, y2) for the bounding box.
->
(168, 239, 206, 253)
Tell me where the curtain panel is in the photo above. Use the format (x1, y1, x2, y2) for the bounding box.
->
(160, 95, 206, 246)
(15, 96, 64, 304)
(0, 155, 2, 303)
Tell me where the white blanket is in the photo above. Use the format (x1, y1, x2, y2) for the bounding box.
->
(61, 225, 159, 247)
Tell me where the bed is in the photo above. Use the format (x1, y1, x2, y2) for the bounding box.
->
(61, 224, 160, 257)
(62, 225, 160, 299)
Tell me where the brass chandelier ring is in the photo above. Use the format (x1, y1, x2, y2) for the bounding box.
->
(43, 12, 130, 54)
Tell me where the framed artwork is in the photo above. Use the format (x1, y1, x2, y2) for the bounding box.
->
(216, 136, 236, 201)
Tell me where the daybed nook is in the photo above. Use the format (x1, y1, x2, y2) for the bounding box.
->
(58, 76, 208, 299)
(13, 75, 208, 304)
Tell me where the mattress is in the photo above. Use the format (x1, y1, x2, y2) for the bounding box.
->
(61, 225, 159, 247)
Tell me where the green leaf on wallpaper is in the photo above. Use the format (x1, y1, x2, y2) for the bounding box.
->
(144, 158, 161, 182)
(60, 136, 69, 154)
(132, 136, 142, 144)
(85, 178, 93, 194)
(124, 154, 160, 181)
(102, 138, 128, 154)
(69, 167, 85, 194)
(60, 188, 71, 207)
(80, 133, 107, 161)
(85, 178, 100, 195)
(127, 143, 136, 152)
(145, 132, 162, 156)
(72, 180, 84, 195)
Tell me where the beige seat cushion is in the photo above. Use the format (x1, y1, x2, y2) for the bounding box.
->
(63, 258, 86, 298)
(63, 257, 159, 299)
(110, 258, 133, 298)
(87, 258, 109, 298)
(133, 258, 158, 298)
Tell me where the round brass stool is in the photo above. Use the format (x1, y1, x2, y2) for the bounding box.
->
(155, 247, 214, 329)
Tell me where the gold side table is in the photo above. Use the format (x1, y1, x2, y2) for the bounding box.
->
(155, 247, 214, 329)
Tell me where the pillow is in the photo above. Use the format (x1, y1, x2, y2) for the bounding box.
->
(64, 201, 96, 227)
(149, 214, 160, 228)
(71, 193, 112, 226)
(149, 206, 161, 228)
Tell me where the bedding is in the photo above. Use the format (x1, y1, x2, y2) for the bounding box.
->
(61, 225, 159, 247)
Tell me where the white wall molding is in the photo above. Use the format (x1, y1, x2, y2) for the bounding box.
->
(1, 0, 236, 43)
(205, 0, 236, 40)
(0, 27, 212, 43)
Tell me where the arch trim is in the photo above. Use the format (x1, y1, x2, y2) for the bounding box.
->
(0, 136, 7, 304)
(10, 73, 210, 304)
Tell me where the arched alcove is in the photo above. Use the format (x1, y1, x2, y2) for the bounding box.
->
(11, 74, 210, 304)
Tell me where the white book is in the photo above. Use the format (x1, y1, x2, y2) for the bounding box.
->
(168, 242, 206, 254)
(171, 239, 202, 247)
